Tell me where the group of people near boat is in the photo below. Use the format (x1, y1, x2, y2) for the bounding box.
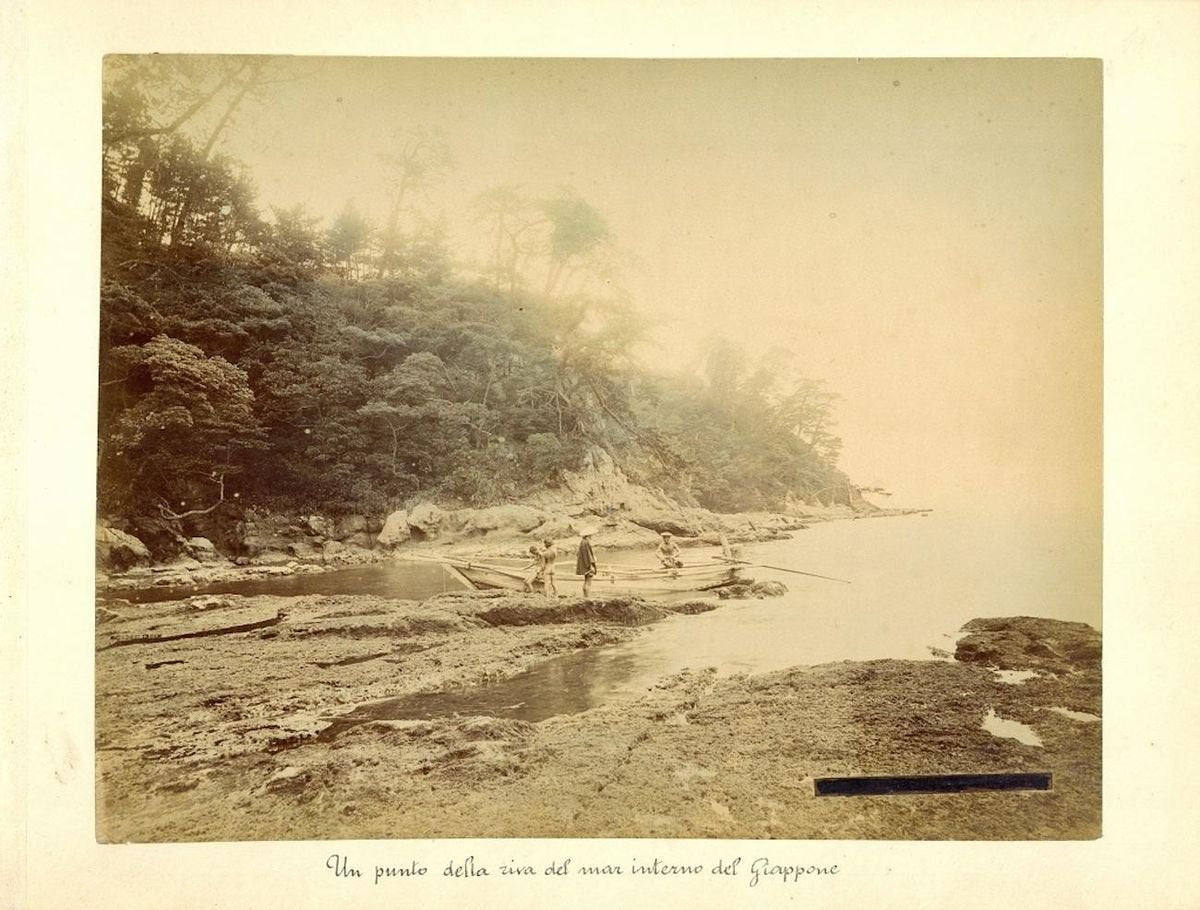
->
(523, 529, 685, 598)
(523, 538, 563, 597)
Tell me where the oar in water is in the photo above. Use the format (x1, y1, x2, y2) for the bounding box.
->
(714, 556, 851, 584)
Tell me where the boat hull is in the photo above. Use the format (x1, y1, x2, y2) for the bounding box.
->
(427, 557, 741, 598)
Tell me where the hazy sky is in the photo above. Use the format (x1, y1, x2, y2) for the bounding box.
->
(209, 57, 1101, 514)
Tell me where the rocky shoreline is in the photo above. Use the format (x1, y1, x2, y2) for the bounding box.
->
(96, 587, 1100, 842)
(97, 444, 926, 594)
(97, 503, 928, 595)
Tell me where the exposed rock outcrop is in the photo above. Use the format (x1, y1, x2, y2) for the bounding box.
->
(406, 503, 445, 538)
(377, 510, 410, 548)
(624, 509, 703, 537)
(303, 515, 332, 538)
(532, 445, 682, 519)
(333, 514, 368, 539)
(96, 525, 151, 570)
(716, 580, 789, 599)
(455, 504, 548, 535)
(955, 616, 1101, 673)
(184, 537, 220, 562)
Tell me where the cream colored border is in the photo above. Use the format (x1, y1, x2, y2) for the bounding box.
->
(10, 1, 1200, 907)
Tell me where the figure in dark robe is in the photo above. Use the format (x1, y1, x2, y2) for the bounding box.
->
(576, 530, 598, 598)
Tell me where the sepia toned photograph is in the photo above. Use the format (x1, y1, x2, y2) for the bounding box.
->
(94, 56, 1101, 842)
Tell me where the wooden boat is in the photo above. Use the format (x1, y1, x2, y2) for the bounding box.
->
(404, 552, 743, 598)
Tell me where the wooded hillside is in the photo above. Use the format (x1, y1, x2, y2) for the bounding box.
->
(98, 57, 856, 544)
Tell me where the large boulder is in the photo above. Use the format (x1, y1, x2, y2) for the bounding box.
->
(377, 510, 411, 548)
(590, 522, 663, 549)
(184, 536, 221, 562)
(458, 505, 549, 535)
(345, 531, 375, 550)
(333, 514, 368, 540)
(123, 515, 188, 560)
(96, 525, 151, 570)
(303, 515, 333, 538)
(242, 532, 282, 557)
(527, 516, 583, 541)
(624, 509, 701, 537)
(406, 502, 445, 539)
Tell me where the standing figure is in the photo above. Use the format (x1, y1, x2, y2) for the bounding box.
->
(541, 537, 559, 597)
(576, 529, 598, 598)
(656, 532, 683, 569)
(523, 543, 544, 593)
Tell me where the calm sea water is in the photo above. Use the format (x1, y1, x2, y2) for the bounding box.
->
(502, 509, 1099, 714)
(210, 509, 1099, 727)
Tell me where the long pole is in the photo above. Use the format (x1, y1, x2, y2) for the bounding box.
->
(715, 556, 851, 584)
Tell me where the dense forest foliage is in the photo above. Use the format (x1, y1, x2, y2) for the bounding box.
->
(98, 57, 854, 533)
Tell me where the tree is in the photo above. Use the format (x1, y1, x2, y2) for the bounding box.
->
(774, 376, 843, 464)
(628, 339, 846, 511)
(326, 202, 373, 281)
(355, 352, 500, 499)
(260, 205, 327, 280)
(103, 57, 245, 199)
(99, 335, 264, 518)
(703, 337, 749, 431)
(103, 57, 255, 147)
(97, 75, 856, 525)
(375, 215, 452, 285)
(540, 189, 611, 297)
(103, 56, 306, 250)
(99, 281, 163, 352)
(471, 185, 546, 293)
(376, 129, 454, 277)
(166, 58, 271, 242)
(129, 135, 265, 249)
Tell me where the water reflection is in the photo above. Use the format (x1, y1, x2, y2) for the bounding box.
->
(108, 560, 464, 605)
(321, 642, 657, 736)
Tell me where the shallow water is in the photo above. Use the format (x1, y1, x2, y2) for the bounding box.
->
(312, 510, 1100, 728)
(110, 559, 468, 605)
(320, 645, 650, 733)
(1043, 706, 1101, 723)
(982, 709, 1044, 747)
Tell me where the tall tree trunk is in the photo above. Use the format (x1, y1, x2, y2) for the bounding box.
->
(377, 170, 411, 277)
(109, 61, 249, 145)
(122, 155, 149, 208)
(170, 61, 266, 244)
